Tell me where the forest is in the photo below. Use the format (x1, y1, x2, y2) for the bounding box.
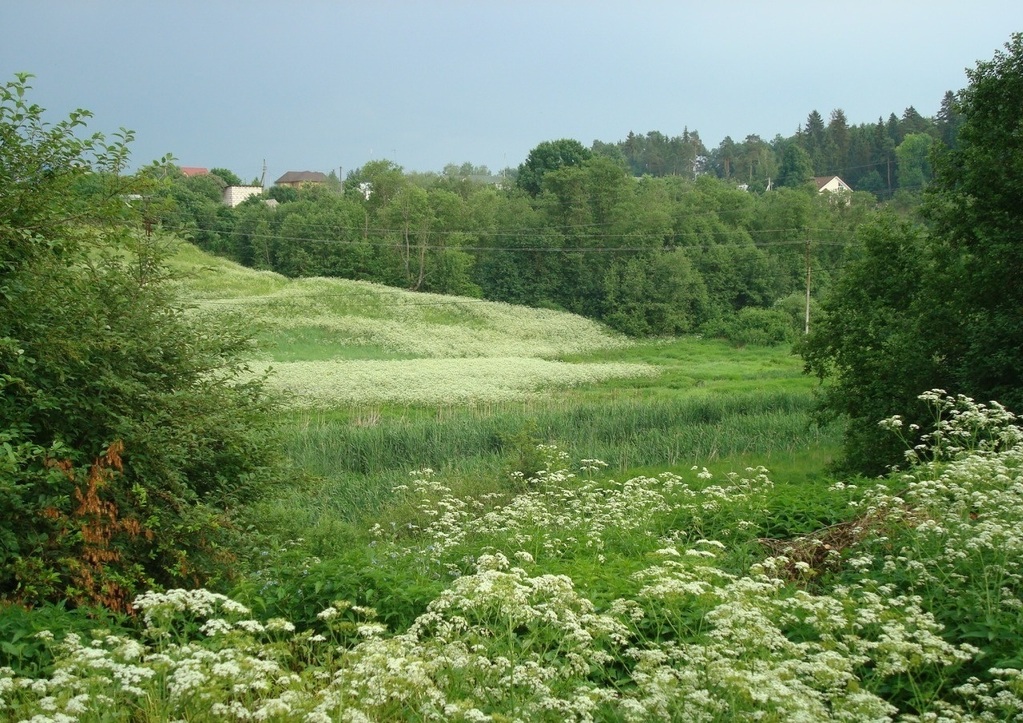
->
(139, 95, 954, 342)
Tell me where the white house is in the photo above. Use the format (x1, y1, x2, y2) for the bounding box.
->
(222, 185, 263, 207)
(814, 176, 853, 194)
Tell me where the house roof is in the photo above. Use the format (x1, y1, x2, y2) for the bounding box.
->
(814, 175, 852, 191)
(275, 171, 328, 185)
(180, 166, 209, 177)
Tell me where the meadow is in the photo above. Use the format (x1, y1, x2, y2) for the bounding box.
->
(4, 243, 1023, 721)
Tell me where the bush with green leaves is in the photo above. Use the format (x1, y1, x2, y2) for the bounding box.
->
(0, 73, 281, 610)
(702, 306, 797, 347)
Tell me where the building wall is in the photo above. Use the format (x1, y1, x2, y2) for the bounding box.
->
(223, 185, 263, 207)
(820, 177, 851, 193)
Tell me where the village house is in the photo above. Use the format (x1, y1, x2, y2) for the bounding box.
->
(814, 175, 853, 194)
(274, 171, 329, 188)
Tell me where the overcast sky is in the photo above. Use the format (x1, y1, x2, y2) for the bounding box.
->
(3, 2, 1021, 183)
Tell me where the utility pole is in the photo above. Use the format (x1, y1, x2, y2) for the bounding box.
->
(804, 237, 812, 335)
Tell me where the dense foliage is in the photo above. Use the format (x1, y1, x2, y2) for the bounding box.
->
(150, 161, 879, 343)
(0, 75, 280, 610)
(804, 34, 1023, 474)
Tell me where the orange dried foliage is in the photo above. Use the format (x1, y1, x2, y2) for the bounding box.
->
(46, 440, 154, 612)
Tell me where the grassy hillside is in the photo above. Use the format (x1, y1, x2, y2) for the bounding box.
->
(169, 241, 657, 407)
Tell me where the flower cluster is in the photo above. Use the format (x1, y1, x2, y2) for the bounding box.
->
(247, 357, 655, 408)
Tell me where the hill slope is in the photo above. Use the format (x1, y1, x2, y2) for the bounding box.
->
(168, 241, 655, 406)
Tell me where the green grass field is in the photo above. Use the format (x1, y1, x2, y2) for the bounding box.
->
(169, 241, 840, 529)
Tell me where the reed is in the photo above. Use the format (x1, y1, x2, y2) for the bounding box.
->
(276, 389, 839, 524)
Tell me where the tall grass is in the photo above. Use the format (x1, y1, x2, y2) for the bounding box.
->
(287, 390, 824, 474)
(278, 389, 838, 525)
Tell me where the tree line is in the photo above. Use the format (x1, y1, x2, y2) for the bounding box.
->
(595, 94, 961, 198)
(703, 99, 960, 197)
(137, 85, 964, 342)
(143, 155, 879, 343)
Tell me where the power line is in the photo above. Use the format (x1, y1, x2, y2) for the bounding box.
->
(167, 220, 860, 253)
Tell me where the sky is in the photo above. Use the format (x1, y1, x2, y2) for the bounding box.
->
(3, 1, 1021, 184)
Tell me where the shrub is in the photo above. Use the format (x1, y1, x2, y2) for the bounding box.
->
(703, 306, 797, 347)
(0, 74, 281, 610)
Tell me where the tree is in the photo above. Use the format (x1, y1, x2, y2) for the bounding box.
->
(671, 128, 707, 178)
(712, 136, 738, 179)
(584, 156, 631, 225)
(230, 200, 276, 268)
(899, 105, 933, 138)
(803, 34, 1023, 473)
(869, 117, 897, 197)
(801, 216, 943, 474)
(825, 109, 850, 175)
(382, 185, 434, 290)
(267, 184, 298, 204)
(539, 163, 591, 228)
(516, 139, 591, 196)
(800, 110, 829, 172)
(472, 193, 561, 307)
(422, 188, 481, 296)
(778, 143, 815, 189)
(885, 112, 902, 146)
(0, 74, 280, 609)
(639, 131, 669, 176)
(894, 133, 934, 190)
(935, 90, 963, 148)
(922, 32, 1023, 414)
(589, 139, 630, 170)
(603, 250, 710, 336)
(210, 167, 244, 186)
(734, 134, 777, 190)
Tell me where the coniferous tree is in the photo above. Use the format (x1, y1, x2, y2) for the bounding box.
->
(801, 110, 828, 172)
(825, 109, 850, 175)
(935, 90, 964, 148)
